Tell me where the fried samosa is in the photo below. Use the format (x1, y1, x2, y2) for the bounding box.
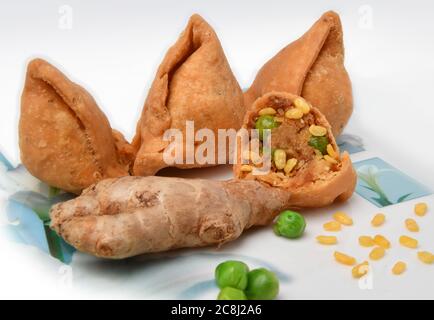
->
(234, 92, 356, 208)
(244, 11, 353, 136)
(19, 59, 133, 194)
(132, 14, 245, 176)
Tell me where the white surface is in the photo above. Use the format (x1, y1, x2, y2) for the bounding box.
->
(1, 0, 434, 299)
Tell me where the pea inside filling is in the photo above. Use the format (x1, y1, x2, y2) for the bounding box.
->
(308, 136, 329, 155)
(255, 115, 280, 140)
(243, 98, 341, 188)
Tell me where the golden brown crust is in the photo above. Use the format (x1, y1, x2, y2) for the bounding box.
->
(19, 59, 131, 194)
(244, 11, 352, 136)
(288, 152, 356, 207)
(132, 14, 245, 176)
(111, 129, 136, 168)
(234, 91, 356, 208)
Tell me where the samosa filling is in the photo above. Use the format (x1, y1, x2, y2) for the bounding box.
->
(240, 97, 341, 188)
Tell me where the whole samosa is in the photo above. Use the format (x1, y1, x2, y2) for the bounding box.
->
(132, 14, 245, 176)
(19, 59, 134, 194)
(244, 11, 353, 136)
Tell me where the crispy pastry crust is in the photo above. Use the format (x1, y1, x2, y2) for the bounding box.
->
(132, 14, 245, 176)
(19, 59, 133, 194)
(244, 11, 353, 136)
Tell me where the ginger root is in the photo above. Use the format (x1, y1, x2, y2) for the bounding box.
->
(50, 176, 291, 259)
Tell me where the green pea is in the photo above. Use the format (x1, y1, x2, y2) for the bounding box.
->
(255, 115, 279, 140)
(215, 260, 249, 290)
(308, 135, 329, 155)
(273, 210, 306, 239)
(245, 268, 279, 300)
(217, 287, 247, 300)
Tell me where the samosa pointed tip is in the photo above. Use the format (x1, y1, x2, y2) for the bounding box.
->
(320, 10, 342, 25)
(188, 13, 208, 25)
(27, 58, 46, 71)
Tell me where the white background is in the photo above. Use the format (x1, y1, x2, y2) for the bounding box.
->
(0, 0, 434, 299)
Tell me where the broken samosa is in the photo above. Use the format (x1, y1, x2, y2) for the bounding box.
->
(234, 92, 356, 208)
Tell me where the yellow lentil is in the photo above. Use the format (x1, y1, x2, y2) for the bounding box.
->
(333, 211, 353, 226)
(417, 251, 434, 264)
(399, 235, 418, 249)
(258, 107, 276, 116)
(392, 261, 407, 275)
(414, 203, 428, 216)
(369, 246, 386, 260)
(285, 108, 304, 120)
(293, 97, 311, 114)
(316, 235, 338, 245)
(374, 234, 391, 249)
(326, 144, 338, 159)
(323, 221, 341, 232)
(309, 125, 327, 137)
(359, 236, 375, 247)
(405, 218, 419, 232)
(371, 213, 386, 227)
(273, 149, 287, 170)
(334, 251, 356, 266)
(284, 158, 298, 175)
(324, 155, 338, 164)
(240, 165, 253, 172)
(352, 261, 369, 278)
